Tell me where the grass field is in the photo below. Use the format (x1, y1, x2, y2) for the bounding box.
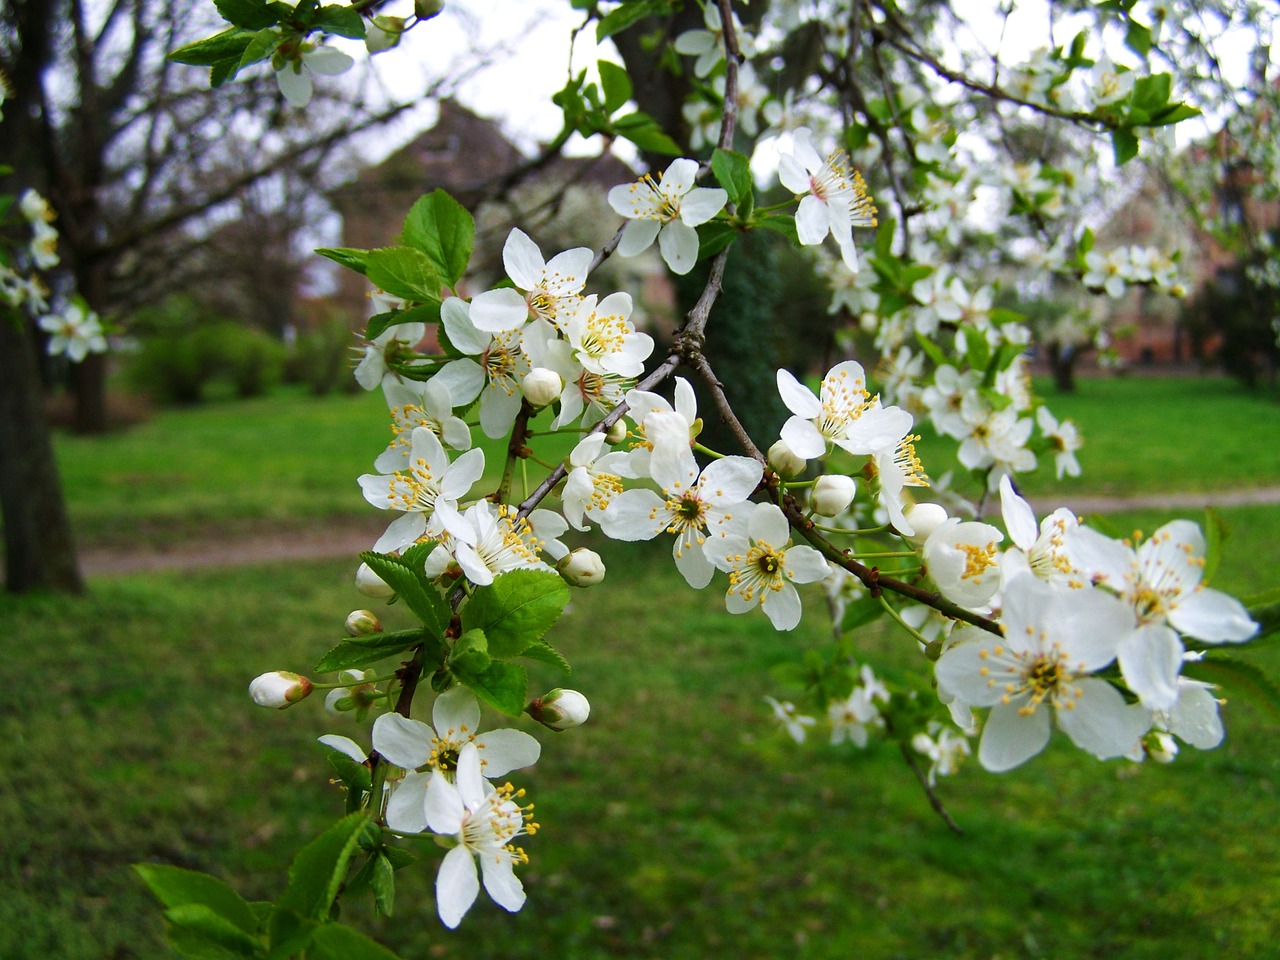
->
(3, 506, 1278, 959)
(5, 374, 1278, 958)
(49, 374, 1280, 545)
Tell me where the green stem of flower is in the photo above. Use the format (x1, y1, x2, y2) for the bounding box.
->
(692, 442, 726, 460)
(310, 672, 398, 690)
(878, 594, 932, 647)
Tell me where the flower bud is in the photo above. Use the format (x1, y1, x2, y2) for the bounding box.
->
(903, 502, 949, 545)
(355, 562, 396, 599)
(325, 669, 377, 716)
(527, 688, 591, 730)
(414, 0, 444, 20)
(605, 419, 628, 444)
(249, 671, 312, 709)
(558, 547, 606, 587)
(345, 609, 382, 637)
(366, 15, 405, 53)
(768, 439, 806, 478)
(812, 475, 856, 516)
(1148, 731, 1179, 763)
(522, 367, 563, 408)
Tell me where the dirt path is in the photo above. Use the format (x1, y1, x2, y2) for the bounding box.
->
(78, 487, 1280, 578)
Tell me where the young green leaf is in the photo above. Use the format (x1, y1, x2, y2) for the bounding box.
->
(364, 302, 441, 343)
(363, 247, 443, 303)
(400, 190, 475, 287)
(215, 0, 283, 30)
(315, 246, 369, 275)
(133, 865, 259, 935)
(276, 812, 370, 921)
(461, 569, 570, 659)
(164, 903, 265, 959)
(448, 627, 492, 675)
(359, 552, 450, 639)
(168, 29, 254, 67)
(521, 639, 572, 675)
(598, 60, 633, 114)
(457, 660, 529, 716)
(309, 923, 402, 960)
(313, 629, 427, 673)
(314, 4, 366, 38)
(711, 147, 753, 207)
(1111, 129, 1139, 165)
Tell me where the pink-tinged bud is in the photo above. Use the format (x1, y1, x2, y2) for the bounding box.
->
(605, 419, 628, 444)
(768, 439, 806, 478)
(522, 367, 563, 408)
(558, 547, 605, 586)
(902, 502, 949, 545)
(812, 475, 856, 516)
(355, 562, 396, 599)
(249, 671, 312, 709)
(527, 688, 591, 730)
(345, 609, 382, 637)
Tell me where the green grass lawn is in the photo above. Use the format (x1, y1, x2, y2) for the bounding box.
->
(49, 375, 1280, 548)
(3, 503, 1278, 959)
(9, 374, 1279, 958)
(53, 386, 579, 545)
(912, 374, 1280, 498)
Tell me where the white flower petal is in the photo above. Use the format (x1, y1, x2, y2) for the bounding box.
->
(1117, 624, 1183, 711)
(762, 582, 802, 630)
(1057, 678, 1150, 759)
(385, 771, 430, 834)
(436, 844, 480, 929)
(469, 288, 530, 333)
(658, 221, 700, 274)
(978, 699, 1051, 771)
(502, 228, 545, 289)
(616, 217, 661, 256)
(776, 368, 822, 418)
(1169, 587, 1259, 643)
(480, 855, 526, 913)
(372, 713, 434, 769)
(317, 735, 366, 763)
(794, 194, 831, 245)
(474, 729, 541, 777)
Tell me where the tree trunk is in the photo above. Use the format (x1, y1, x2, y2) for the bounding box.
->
(0, 318, 85, 593)
(1046, 343, 1077, 393)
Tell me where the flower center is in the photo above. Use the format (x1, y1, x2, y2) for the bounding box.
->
(957, 540, 999, 581)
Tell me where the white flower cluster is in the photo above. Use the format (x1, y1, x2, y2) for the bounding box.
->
(1082, 244, 1184, 299)
(926, 477, 1256, 771)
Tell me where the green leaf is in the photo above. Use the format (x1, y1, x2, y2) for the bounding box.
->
(1076, 227, 1095, 257)
(1183, 656, 1280, 724)
(370, 855, 396, 916)
(596, 0, 665, 41)
(461, 569, 570, 659)
(840, 595, 886, 634)
(237, 29, 282, 72)
(521, 639, 572, 674)
(313, 628, 426, 673)
(325, 751, 373, 793)
(364, 247, 443, 302)
(1111, 129, 1140, 165)
(874, 218, 896, 259)
(914, 331, 948, 368)
(165, 904, 265, 959)
(365, 302, 441, 343)
(612, 112, 682, 155)
(134, 865, 259, 935)
(315, 246, 369, 275)
(1149, 102, 1200, 127)
(267, 909, 315, 960)
(755, 214, 798, 243)
(168, 29, 253, 66)
(1124, 19, 1152, 57)
(458, 660, 528, 716)
(697, 222, 737, 260)
(360, 552, 450, 638)
(400, 190, 474, 286)
(215, 0, 282, 30)
(1132, 73, 1171, 111)
(448, 628, 491, 675)
(711, 148, 753, 207)
(314, 4, 366, 38)
(598, 60, 633, 114)
(277, 812, 370, 921)
(309, 923, 402, 960)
